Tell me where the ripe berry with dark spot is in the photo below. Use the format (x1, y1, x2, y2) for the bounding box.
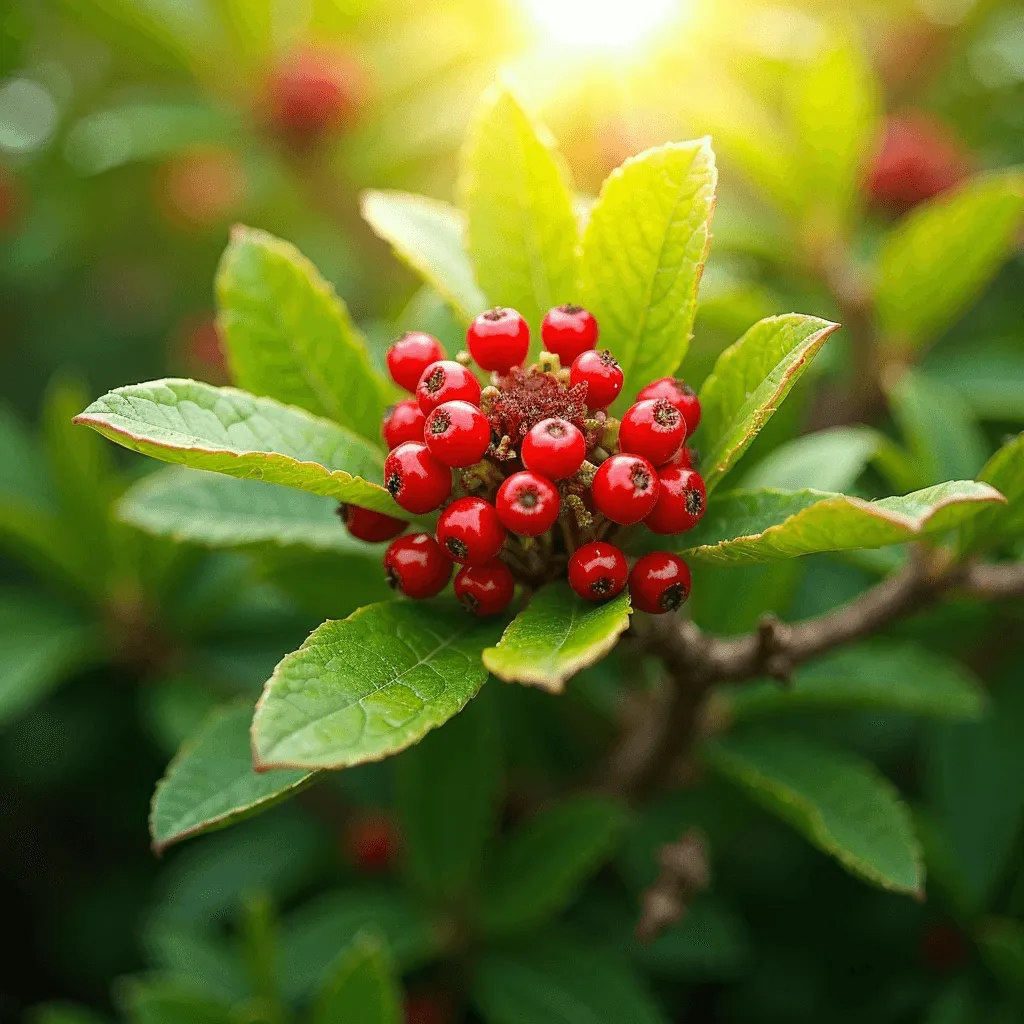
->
(496, 471, 561, 536)
(345, 813, 400, 871)
(454, 559, 515, 616)
(645, 465, 706, 534)
(384, 442, 452, 514)
(636, 377, 701, 435)
(416, 360, 481, 414)
(570, 350, 623, 411)
(382, 399, 426, 449)
(436, 497, 505, 565)
(386, 332, 445, 392)
(569, 542, 628, 601)
(423, 400, 491, 468)
(591, 454, 659, 525)
(383, 533, 452, 598)
(541, 304, 598, 365)
(467, 307, 530, 372)
(337, 503, 406, 543)
(521, 417, 587, 480)
(619, 398, 686, 467)
(629, 552, 692, 614)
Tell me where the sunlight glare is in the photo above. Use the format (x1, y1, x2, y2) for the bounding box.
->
(520, 0, 677, 55)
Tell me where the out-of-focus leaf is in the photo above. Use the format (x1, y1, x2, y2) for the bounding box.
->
(741, 426, 882, 493)
(699, 315, 839, 492)
(977, 918, 1024, 1003)
(141, 922, 248, 1004)
(117, 978, 233, 1024)
(313, 933, 401, 1024)
(27, 1004, 109, 1024)
(925, 342, 1024, 421)
(960, 432, 1024, 554)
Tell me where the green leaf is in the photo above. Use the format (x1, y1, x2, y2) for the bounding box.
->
(699, 315, 840, 492)
(361, 190, 488, 323)
(925, 341, 1024, 421)
(461, 84, 578, 330)
(141, 921, 247, 1003)
(117, 978, 233, 1024)
(479, 796, 627, 938)
(252, 600, 502, 770)
(396, 692, 499, 902)
(977, 918, 1024, 1003)
(74, 379, 406, 518)
(313, 934, 401, 1024)
(704, 729, 923, 895)
(727, 642, 985, 721)
(741, 426, 882, 493)
(677, 481, 1004, 566)
(149, 703, 314, 853)
(579, 140, 717, 397)
(876, 170, 1024, 351)
(216, 225, 390, 441)
(483, 584, 631, 693)
(119, 467, 380, 554)
(28, 1003, 109, 1024)
(959, 432, 1024, 555)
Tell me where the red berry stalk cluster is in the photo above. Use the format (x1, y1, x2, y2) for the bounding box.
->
(338, 305, 708, 618)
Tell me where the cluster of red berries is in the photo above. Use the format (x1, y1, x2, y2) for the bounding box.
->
(338, 305, 707, 618)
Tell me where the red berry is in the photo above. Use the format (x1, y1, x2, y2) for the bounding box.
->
(345, 813, 400, 871)
(541, 304, 598, 365)
(437, 497, 506, 565)
(521, 417, 587, 480)
(386, 332, 446, 392)
(636, 378, 701, 435)
(669, 445, 699, 470)
(467, 307, 530, 372)
(568, 542, 628, 601)
(496, 471, 561, 536)
(382, 399, 426, 449)
(383, 533, 452, 599)
(416, 360, 481, 414)
(570, 350, 623, 411)
(628, 552, 692, 614)
(423, 401, 491, 468)
(619, 399, 686, 467)
(268, 46, 361, 142)
(645, 466, 706, 534)
(384, 442, 452, 514)
(338, 504, 406, 543)
(454, 559, 515, 616)
(591, 454, 659, 525)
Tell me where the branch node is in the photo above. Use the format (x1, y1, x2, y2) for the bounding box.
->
(635, 829, 710, 943)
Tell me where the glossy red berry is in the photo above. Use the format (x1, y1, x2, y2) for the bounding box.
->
(591, 454, 659, 526)
(386, 332, 446, 392)
(467, 307, 530, 372)
(338, 504, 406, 543)
(382, 399, 426, 449)
(383, 533, 452, 599)
(568, 542, 628, 601)
(645, 465, 706, 534)
(619, 399, 686, 467)
(384, 442, 452, 514)
(345, 813, 400, 871)
(416, 360, 481, 414)
(636, 377, 701, 435)
(629, 552, 692, 614)
(496, 471, 561, 536)
(541, 305, 598, 365)
(669, 445, 699, 470)
(436, 497, 506, 565)
(423, 401, 491, 468)
(454, 559, 515, 616)
(521, 417, 587, 480)
(570, 350, 623, 411)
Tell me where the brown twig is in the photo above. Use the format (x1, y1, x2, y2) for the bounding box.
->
(635, 829, 710, 943)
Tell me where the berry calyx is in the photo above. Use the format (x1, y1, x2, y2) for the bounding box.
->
(437, 497, 506, 565)
(636, 377, 701, 435)
(541, 305, 598, 365)
(382, 399, 426, 449)
(345, 813, 400, 871)
(337, 503, 406, 543)
(619, 398, 686, 467)
(591, 454, 660, 526)
(496, 471, 561, 536)
(629, 552, 692, 614)
(386, 332, 446, 392)
(520, 417, 587, 480)
(383, 533, 452, 599)
(645, 466, 706, 534)
(570, 350, 624, 411)
(467, 307, 530, 372)
(416, 360, 481, 414)
(568, 542, 628, 601)
(454, 559, 516, 616)
(384, 442, 452, 514)
(423, 401, 491, 468)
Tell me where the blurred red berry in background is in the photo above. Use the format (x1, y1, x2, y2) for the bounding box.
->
(268, 45, 364, 145)
(156, 146, 246, 229)
(344, 813, 400, 872)
(404, 992, 451, 1024)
